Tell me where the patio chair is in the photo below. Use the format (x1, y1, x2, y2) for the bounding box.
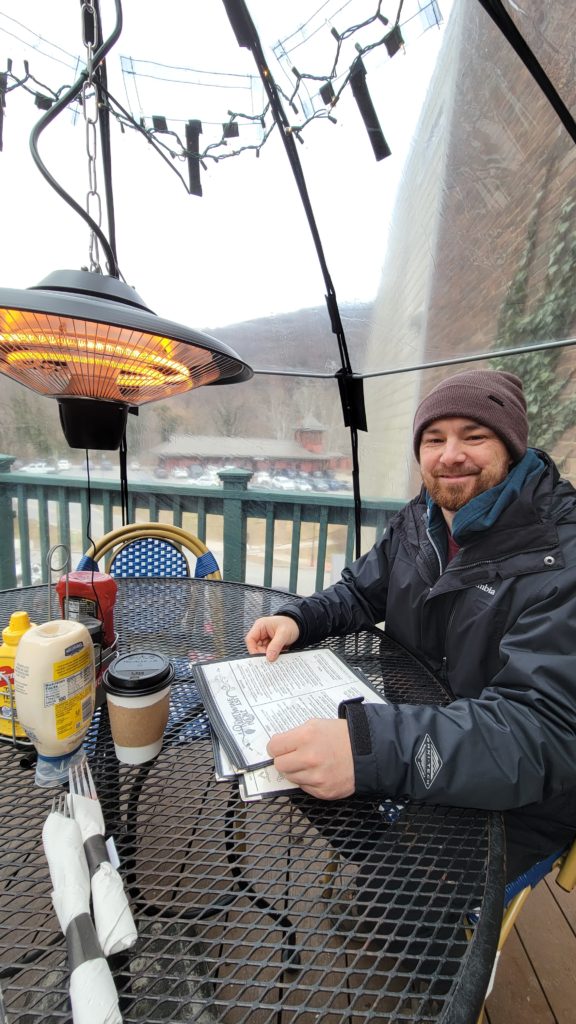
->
(77, 523, 221, 580)
(476, 834, 576, 1020)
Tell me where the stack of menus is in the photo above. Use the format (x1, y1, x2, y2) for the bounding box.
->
(193, 647, 387, 801)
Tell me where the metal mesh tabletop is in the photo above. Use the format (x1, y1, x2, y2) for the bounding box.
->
(0, 579, 504, 1024)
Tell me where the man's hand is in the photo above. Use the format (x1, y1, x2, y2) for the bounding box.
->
(245, 615, 300, 662)
(267, 720, 355, 800)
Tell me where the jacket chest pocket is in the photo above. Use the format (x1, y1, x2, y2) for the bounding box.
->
(386, 555, 438, 655)
(444, 586, 509, 698)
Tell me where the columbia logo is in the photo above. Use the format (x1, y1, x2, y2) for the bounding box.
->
(476, 583, 496, 596)
(416, 734, 443, 789)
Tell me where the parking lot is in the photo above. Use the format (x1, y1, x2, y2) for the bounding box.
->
(15, 458, 352, 496)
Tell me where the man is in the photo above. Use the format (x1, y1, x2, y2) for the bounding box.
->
(245, 369, 576, 882)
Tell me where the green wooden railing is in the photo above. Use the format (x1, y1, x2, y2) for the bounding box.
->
(0, 459, 403, 594)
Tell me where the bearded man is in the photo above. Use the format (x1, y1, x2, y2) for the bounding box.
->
(246, 369, 576, 884)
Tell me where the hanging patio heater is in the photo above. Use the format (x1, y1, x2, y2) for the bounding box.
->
(0, 0, 252, 450)
(0, 270, 252, 449)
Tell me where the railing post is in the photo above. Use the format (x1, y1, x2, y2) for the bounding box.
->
(0, 456, 17, 590)
(218, 469, 253, 582)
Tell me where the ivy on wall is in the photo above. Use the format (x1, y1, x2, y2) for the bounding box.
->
(491, 194, 576, 456)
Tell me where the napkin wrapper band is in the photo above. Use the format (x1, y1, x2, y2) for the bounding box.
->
(65, 913, 103, 972)
(84, 835, 110, 877)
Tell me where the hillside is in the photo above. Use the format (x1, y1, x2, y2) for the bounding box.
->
(202, 301, 374, 374)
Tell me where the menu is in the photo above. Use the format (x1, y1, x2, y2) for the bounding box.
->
(211, 735, 300, 801)
(194, 647, 386, 779)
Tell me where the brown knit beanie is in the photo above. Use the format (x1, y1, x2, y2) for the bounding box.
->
(413, 370, 528, 462)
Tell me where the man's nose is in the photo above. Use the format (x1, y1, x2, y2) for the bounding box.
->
(440, 440, 467, 463)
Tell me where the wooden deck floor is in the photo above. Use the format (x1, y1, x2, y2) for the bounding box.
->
(480, 869, 576, 1024)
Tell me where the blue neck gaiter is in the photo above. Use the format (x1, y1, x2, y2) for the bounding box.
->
(426, 448, 545, 551)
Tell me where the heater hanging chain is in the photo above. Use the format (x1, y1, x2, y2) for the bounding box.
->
(81, 1, 103, 273)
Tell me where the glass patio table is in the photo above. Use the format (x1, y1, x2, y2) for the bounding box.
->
(0, 578, 504, 1024)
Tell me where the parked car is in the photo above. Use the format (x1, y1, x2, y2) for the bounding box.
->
(171, 467, 189, 479)
(252, 471, 273, 488)
(271, 475, 294, 491)
(294, 476, 313, 492)
(193, 471, 220, 486)
(56, 458, 73, 472)
(153, 465, 169, 479)
(15, 561, 42, 585)
(21, 460, 56, 474)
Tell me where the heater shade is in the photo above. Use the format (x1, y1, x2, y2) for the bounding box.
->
(0, 269, 252, 407)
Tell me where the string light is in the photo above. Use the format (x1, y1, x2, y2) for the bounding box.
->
(1, 1, 442, 193)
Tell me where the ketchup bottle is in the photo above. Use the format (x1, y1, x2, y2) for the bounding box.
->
(56, 571, 117, 648)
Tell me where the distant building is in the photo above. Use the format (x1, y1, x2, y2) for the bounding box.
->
(153, 418, 350, 476)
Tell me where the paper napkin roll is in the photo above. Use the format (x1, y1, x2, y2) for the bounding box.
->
(69, 958, 123, 1024)
(92, 863, 138, 955)
(69, 793, 138, 955)
(42, 812, 122, 1024)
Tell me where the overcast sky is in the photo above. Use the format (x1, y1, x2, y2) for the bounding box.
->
(0, 0, 454, 329)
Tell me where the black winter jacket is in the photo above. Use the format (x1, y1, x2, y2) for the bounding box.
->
(278, 452, 576, 872)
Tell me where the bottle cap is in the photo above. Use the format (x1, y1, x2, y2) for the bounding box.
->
(58, 571, 116, 586)
(79, 615, 103, 639)
(2, 610, 33, 645)
(35, 745, 85, 788)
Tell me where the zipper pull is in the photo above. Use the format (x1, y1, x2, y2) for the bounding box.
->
(438, 656, 456, 698)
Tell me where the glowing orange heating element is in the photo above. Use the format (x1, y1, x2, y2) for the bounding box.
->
(0, 309, 223, 403)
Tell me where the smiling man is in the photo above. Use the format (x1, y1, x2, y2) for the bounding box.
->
(245, 369, 576, 885)
(419, 419, 512, 512)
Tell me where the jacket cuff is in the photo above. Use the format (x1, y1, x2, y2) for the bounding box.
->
(338, 698, 372, 755)
(275, 605, 309, 647)
(339, 698, 381, 794)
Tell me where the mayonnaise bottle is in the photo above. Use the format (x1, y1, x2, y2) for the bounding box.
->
(14, 619, 96, 787)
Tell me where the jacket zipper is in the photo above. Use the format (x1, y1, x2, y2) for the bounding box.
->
(440, 656, 449, 686)
(425, 527, 444, 576)
(440, 599, 458, 698)
(425, 527, 455, 690)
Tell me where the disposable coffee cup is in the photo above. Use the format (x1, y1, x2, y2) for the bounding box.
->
(103, 651, 175, 764)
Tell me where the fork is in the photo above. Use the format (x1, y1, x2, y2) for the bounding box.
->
(68, 755, 138, 956)
(69, 757, 98, 804)
(68, 756, 108, 870)
(52, 791, 70, 816)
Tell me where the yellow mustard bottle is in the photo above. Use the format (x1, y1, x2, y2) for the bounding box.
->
(0, 610, 36, 740)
